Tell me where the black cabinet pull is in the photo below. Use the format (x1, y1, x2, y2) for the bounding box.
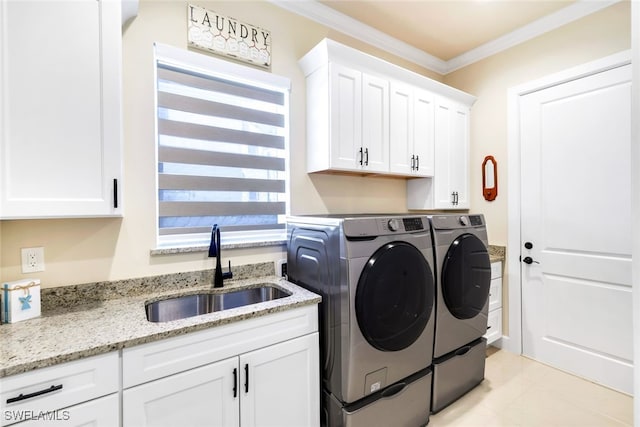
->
(233, 368, 238, 397)
(113, 179, 118, 208)
(244, 363, 249, 393)
(410, 155, 415, 170)
(415, 155, 419, 171)
(358, 147, 363, 165)
(364, 148, 369, 166)
(7, 384, 63, 404)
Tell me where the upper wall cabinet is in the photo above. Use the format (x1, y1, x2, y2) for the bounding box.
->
(407, 98, 471, 210)
(299, 39, 474, 185)
(0, 0, 123, 219)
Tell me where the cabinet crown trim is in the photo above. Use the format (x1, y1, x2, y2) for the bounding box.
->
(299, 38, 475, 107)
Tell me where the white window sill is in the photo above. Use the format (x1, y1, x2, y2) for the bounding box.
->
(150, 239, 287, 256)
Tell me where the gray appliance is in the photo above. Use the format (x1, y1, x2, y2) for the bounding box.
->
(287, 214, 436, 427)
(429, 214, 491, 413)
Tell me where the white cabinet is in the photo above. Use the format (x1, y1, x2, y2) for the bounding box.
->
(389, 82, 434, 177)
(240, 334, 320, 427)
(123, 305, 320, 427)
(124, 356, 240, 427)
(0, 0, 123, 218)
(0, 352, 119, 427)
(407, 98, 470, 210)
(300, 39, 474, 180)
(306, 62, 389, 173)
(485, 261, 503, 345)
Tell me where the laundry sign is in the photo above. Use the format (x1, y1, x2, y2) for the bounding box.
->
(187, 4, 272, 68)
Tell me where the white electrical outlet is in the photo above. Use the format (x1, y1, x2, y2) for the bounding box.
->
(21, 247, 45, 273)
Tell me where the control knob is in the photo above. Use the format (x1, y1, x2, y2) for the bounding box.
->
(387, 218, 400, 232)
(459, 216, 469, 226)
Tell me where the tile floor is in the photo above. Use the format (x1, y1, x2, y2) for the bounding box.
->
(429, 348, 633, 426)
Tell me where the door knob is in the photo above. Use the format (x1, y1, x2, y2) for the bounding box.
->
(524, 242, 533, 249)
(522, 256, 540, 265)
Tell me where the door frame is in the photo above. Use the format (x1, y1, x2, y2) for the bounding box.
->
(504, 50, 632, 355)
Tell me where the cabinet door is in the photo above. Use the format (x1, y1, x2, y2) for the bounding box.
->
(329, 63, 362, 171)
(434, 98, 470, 209)
(0, 0, 122, 218)
(123, 357, 239, 427)
(362, 74, 389, 173)
(240, 333, 320, 427)
(389, 82, 413, 175)
(412, 89, 435, 177)
(448, 103, 470, 208)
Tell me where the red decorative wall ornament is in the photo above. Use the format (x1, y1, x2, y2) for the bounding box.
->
(482, 156, 498, 201)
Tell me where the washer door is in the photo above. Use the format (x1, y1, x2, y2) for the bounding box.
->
(355, 242, 434, 352)
(442, 233, 491, 319)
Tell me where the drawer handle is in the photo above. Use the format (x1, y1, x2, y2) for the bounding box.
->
(7, 384, 63, 404)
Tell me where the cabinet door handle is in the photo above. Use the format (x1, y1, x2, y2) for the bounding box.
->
(415, 155, 419, 171)
(113, 179, 118, 209)
(410, 155, 415, 170)
(244, 363, 249, 393)
(233, 368, 238, 397)
(7, 384, 63, 404)
(451, 192, 456, 205)
(364, 148, 369, 166)
(358, 147, 363, 165)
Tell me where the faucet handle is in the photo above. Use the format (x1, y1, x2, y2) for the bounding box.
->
(222, 260, 233, 280)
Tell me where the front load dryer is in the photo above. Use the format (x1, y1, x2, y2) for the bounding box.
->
(429, 214, 491, 413)
(287, 214, 435, 426)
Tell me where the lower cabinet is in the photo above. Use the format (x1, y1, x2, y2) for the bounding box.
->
(122, 305, 320, 427)
(0, 352, 119, 427)
(123, 333, 319, 427)
(484, 261, 503, 345)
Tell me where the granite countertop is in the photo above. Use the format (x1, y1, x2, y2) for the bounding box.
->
(0, 275, 321, 378)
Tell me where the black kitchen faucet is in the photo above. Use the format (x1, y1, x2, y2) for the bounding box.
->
(208, 224, 233, 287)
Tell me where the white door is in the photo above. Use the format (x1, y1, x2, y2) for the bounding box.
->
(389, 81, 413, 175)
(362, 74, 389, 173)
(123, 357, 240, 427)
(240, 333, 320, 427)
(520, 64, 633, 394)
(329, 63, 362, 170)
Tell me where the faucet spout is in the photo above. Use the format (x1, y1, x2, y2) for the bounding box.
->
(209, 225, 224, 287)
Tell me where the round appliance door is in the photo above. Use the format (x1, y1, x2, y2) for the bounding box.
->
(355, 241, 434, 352)
(442, 233, 491, 319)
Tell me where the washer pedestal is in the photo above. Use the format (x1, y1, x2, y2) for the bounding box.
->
(431, 338, 486, 413)
(324, 368, 432, 427)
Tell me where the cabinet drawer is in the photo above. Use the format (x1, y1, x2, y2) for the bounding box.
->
(6, 393, 119, 427)
(488, 277, 502, 312)
(1, 352, 118, 427)
(490, 261, 502, 279)
(485, 308, 502, 345)
(123, 305, 318, 388)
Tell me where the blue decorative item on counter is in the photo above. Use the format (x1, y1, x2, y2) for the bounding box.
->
(2, 279, 41, 323)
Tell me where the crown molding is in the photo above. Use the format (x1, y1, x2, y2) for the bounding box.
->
(269, 0, 449, 74)
(270, 0, 623, 76)
(445, 0, 622, 73)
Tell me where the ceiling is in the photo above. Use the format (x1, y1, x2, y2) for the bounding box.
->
(274, 0, 621, 73)
(319, 0, 575, 61)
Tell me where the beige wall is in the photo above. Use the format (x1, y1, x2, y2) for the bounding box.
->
(0, 0, 439, 288)
(445, 1, 630, 246)
(0, 1, 630, 289)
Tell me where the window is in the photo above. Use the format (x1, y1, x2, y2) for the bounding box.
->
(154, 43, 290, 249)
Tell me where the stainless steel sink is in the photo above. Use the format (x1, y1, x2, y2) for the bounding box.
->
(145, 285, 291, 322)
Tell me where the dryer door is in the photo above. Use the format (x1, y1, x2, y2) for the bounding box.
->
(442, 233, 491, 319)
(355, 242, 434, 351)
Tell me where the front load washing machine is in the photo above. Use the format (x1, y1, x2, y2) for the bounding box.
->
(429, 214, 491, 412)
(287, 214, 435, 426)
